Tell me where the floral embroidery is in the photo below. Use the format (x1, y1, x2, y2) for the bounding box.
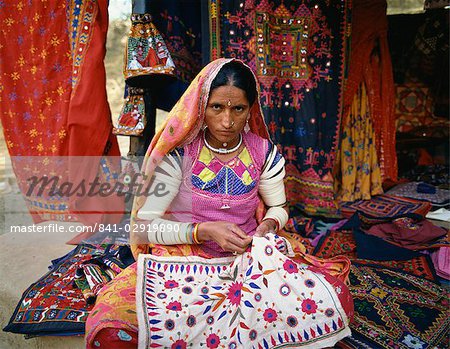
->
(206, 333, 221, 348)
(165, 280, 179, 288)
(283, 260, 299, 274)
(137, 235, 350, 348)
(171, 339, 187, 349)
(263, 308, 278, 323)
(166, 301, 182, 312)
(227, 282, 243, 306)
(301, 299, 318, 314)
(186, 315, 196, 327)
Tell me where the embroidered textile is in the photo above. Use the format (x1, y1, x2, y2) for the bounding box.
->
(386, 182, 450, 207)
(366, 218, 448, 251)
(209, 0, 351, 216)
(85, 263, 139, 348)
(395, 84, 434, 133)
(136, 1, 203, 112)
(136, 235, 351, 349)
(3, 245, 97, 336)
(313, 230, 437, 281)
(114, 87, 147, 136)
(74, 245, 135, 304)
(334, 84, 383, 202)
(341, 0, 397, 181)
(124, 14, 175, 83)
(192, 144, 258, 195)
(347, 263, 449, 349)
(340, 195, 432, 227)
(0, 1, 123, 224)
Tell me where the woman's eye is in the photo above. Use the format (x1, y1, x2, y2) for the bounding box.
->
(211, 104, 221, 111)
(235, 106, 245, 112)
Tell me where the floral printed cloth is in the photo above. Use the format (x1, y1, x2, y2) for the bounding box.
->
(136, 234, 351, 348)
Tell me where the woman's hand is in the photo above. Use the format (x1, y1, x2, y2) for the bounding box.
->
(197, 221, 252, 254)
(254, 219, 278, 237)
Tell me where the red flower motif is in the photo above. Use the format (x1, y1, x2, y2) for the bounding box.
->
(301, 299, 318, 314)
(164, 280, 179, 289)
(166, 301, 182, 311)
(206, 333, 221, 349)
(283, 260, 298, 274)
(171, 339, 187, 349)
(226, 282, 243, 306)
(263, 308, 277, 323)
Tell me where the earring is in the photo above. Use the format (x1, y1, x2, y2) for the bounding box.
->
(244, 119, 250, 133)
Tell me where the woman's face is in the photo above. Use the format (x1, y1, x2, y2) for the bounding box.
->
(204, 85, 250, 147)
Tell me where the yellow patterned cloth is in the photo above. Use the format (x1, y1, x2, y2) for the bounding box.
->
(335, 84, 383, 202)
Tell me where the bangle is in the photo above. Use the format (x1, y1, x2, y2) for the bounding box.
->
(192, 223, 201, 244)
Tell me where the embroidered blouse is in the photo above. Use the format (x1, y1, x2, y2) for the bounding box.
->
(137, 132, 287, 246)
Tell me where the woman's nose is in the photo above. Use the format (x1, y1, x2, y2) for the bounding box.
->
(222, 109, 234, 128)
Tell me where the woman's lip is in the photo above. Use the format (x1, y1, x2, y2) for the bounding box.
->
(217, 130, 235, 135)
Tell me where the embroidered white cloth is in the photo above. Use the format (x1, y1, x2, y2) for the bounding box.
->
(136, 235, 351, 348)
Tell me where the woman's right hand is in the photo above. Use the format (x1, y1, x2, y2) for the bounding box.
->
(197, 221, 252, 254)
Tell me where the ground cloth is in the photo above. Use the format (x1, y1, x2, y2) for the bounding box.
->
(342, 262, 449, 349)
(3, 245, 97, 336)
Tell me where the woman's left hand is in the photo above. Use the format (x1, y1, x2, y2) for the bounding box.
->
(254, 219, 278, 237)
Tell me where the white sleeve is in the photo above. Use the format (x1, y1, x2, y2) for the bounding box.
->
(136, 150, 195, 245)
(258, 144, 289, 229)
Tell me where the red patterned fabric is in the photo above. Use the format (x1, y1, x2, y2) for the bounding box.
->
(0, 1, 124, 225)
(342, 0, 397, 181)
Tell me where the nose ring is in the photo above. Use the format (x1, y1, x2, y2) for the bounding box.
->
(231, 121, 235, 127)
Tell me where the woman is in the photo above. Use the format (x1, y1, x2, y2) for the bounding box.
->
(86, 58, 353, 348)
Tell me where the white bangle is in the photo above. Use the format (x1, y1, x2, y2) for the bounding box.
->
(263, 206, 289, 231)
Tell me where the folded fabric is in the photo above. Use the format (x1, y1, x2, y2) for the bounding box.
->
(340, 195, 432, 227)
(3, 245, 97, 336)
(386, 181, 449, 207)
(367, 217, 447, 250)
(426, 208, 450, 222)
(417, 182, 437, 194)
(74, 245, 135, 304)
(353, 229, 422, 261)
(431, 247, 450, 280)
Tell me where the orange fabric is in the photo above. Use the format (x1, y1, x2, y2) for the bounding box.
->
(343, 0, 397, 181)
(0, 1, 123, 225)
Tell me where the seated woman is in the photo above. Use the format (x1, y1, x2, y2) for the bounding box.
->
(86, 58, 353, 348)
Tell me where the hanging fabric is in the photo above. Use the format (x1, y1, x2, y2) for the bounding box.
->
(209, 0, 351, 217)
(334, 84, 384, 201)
(0, 1, 124, 225)
(339, 0, 398, 184)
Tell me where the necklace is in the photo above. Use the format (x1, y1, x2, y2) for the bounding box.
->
(203, 131, 242, 154)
